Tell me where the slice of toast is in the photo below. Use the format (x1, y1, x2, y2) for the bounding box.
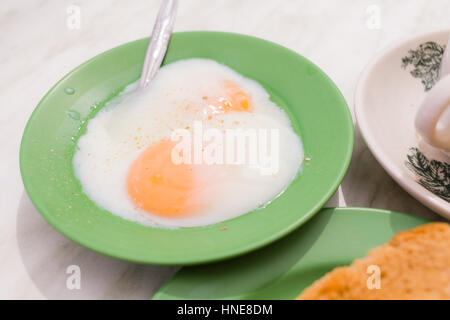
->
(297, 222, 450, 300)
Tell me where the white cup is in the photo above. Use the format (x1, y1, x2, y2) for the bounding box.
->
(415, 37, 450, 159)
(415, 74, 450, 158)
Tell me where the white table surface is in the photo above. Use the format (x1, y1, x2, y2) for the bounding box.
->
(1, 0, 449, 299)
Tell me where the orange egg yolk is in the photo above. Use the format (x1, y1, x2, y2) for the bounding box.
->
(127, 82, 251, 218)
(127, 140, 203, 217)
(204, 81, 251, 114)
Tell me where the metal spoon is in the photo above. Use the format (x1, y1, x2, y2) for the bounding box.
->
(139, 0, 178, 90)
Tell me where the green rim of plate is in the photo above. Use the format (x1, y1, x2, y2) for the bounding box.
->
(153, 207, 428, 299)
(20, 31, 353, 265)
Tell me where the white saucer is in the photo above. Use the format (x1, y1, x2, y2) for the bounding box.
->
(355, 29, 450, 220)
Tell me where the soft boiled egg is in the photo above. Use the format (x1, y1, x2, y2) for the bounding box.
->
(73, 59, 304, 228)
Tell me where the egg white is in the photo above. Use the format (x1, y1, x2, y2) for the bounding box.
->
(73, 59, 304, 228)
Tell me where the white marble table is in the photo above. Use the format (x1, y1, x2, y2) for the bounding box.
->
(1, 0, 449, 299)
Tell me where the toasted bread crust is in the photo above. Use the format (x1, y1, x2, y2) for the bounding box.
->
(297, 222, 450, 300)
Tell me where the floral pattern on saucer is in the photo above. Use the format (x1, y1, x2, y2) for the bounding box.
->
(406, 147, 450, 202)
(402, 41, 450, 202)
(401, 41, 445, 91)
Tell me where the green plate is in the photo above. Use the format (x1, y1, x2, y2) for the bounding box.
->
(20, 32, 353, 265)
(153, 207, 428, 299)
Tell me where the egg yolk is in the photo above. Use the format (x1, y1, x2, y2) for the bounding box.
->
(127, 140, 202, 217)
(204, 81, 251, 114)
(127, 82, 251, 218)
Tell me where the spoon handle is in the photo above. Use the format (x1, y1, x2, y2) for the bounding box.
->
(139, 0, 178, 90)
